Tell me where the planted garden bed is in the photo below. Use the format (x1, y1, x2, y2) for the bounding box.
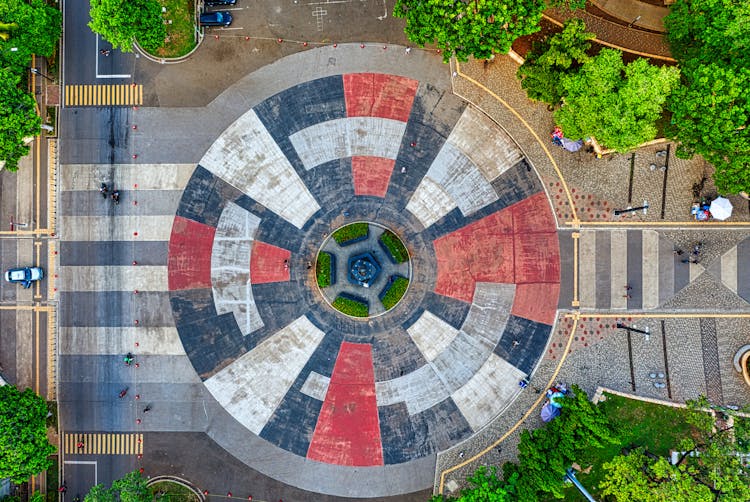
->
(378, 230, 409, 263)
(332, 293, 369, 317)
(379, 275, 409, 310)
(332, 222, 369, 246)
(316, 252, 335, 288)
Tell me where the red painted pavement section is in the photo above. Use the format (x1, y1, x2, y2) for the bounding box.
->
(343, 73, 419, 122)
(511, 283, 560, 326)
(250, 241, 291, 284)
(433, 191, 560, 303)
(433, 210, 515, 303)
(307, 342, 383, 466)
(168, 216, 216, 291)
(352, 156, 395, 197)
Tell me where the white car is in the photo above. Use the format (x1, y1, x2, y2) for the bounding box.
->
(4, 267, 44, 288)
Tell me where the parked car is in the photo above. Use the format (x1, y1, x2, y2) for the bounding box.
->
(205, 0, 236, 5)
(4, 267, 44, 288)
(200, 11, 233, 26)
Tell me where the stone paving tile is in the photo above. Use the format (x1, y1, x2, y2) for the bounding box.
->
(716, 318, 750, 408)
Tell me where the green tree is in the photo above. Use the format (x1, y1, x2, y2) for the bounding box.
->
(393, 0, 547, 63)
(599, 448, 713, 502)
(664, 0, 750, 193)
(89, 0, 166, 53)
(0, 68, 41, 171)
(432, 466, 515, 501)
(84, 471, 150, 502)
(84, 484, 115, 502)
(0, 385, 55, 483)
(0, 0, 62, 72)
(554, 48, 679, 152)
(516, 19, 594, 106)
(510, 385, 620, 499)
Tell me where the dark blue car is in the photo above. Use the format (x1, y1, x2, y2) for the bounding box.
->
(200, 11, 233, 26)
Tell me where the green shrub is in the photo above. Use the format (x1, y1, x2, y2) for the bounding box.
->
(332, 222, 368, 245)
(332, 295, 368, 317)
(316, 252, 331, 288)
(380, 276, 409, 310)
(379, 230, 409, 263)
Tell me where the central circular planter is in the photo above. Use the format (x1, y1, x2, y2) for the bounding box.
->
(316, 222, 411, 318)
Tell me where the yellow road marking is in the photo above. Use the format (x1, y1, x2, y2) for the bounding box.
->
(64, 433, 143, 455)
(65, 85, 143, 106)
(566, 312, 750, 319)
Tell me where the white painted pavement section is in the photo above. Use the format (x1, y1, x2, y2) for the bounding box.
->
(641, 230, 659, 309)
(57, 265, 167, 292)
(60, 215, 176, 241)
(423, 141, 498, 217)
(204, 316, 325, 434)
(461, 282, 515, 345)
(451, 353, 525, 431)
(407, 310, 459, 362)
(375, 364, 450, 415)
(689, 261, 705, 282)
(721, 246, 738, 293)
(200, 110, 319, 229)
(60, 164, 197, 191)
(578, 230, 597, 309)
(289, 117, 406, 170)
(211, 202, 263, 335)
(300, 371, 330, 401)
(405, 175, 457, 229)
(610, 230, 628, 309)
(447, 106, 523, 182)
(59, 327, 186, 356)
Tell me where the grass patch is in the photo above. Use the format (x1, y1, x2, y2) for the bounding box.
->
(571, 393, 703, 499)
(332, 295, 368, 317)
(380, 276, 409, 310)
(316, 252, 332, 288)
(150, 0, 196, 58)
(150, 480, 200, 501)
(379, 230, 408, 263)
(332, 222, 368, 245)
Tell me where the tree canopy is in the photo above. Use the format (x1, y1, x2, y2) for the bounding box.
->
(0, 385, 55, 483)
(0, 0, 62, 72)
(0, 68, 42, 171)
(517, 19, 594, 106)
(554, 48, 680, 152)
(664, 0, 750, 193)
(84, 471, 151, 502)
(393, 0, 547, 63)
(89, 0, 166, 53)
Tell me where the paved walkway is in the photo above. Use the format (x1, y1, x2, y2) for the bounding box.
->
(591, 0, 670, 33)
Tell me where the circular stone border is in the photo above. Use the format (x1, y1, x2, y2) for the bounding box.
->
(315, 221, 412, 319)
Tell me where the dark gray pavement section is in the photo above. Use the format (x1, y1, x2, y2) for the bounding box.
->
(60, 190, 182, 216)
(626, 229, 642, 309)
(595, 231, 611, 309)
(144, 432, 431, 502)
(557, 230, 574, 309)
(59, 292, 173, 327)
(59, 241, 168, 266)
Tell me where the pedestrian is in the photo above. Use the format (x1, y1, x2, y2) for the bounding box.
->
(100, 49, 110, 56)
(143, 405, 152, 413)
(77, 441, 84, 449)
(306, 261, 312, 270)
(119, 387, 128, 398)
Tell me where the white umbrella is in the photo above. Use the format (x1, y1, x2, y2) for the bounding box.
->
(709, 197, 733, 220)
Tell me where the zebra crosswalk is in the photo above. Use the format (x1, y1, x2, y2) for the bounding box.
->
(64, 84, 143, 107)
(64, 433, 143, 455)
(577, 229, 750, 310)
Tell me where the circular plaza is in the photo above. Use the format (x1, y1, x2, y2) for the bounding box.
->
(165, 55, 561, 496)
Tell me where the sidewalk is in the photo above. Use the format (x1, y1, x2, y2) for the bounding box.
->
(591, 0, 670, 33)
